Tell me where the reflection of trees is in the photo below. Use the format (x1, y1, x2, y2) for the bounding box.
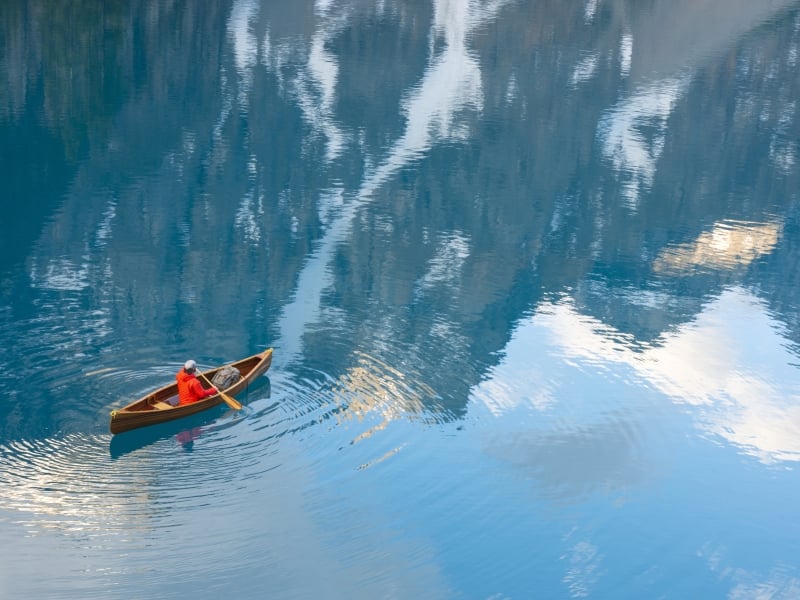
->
(1, 0, 798, 430)
(2, 1, 130, 157)
(320, 0, 800, 414)
(331, 3, 434, 153)
(0, 0, 236, 276)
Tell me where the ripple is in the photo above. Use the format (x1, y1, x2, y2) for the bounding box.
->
(0, 433, 155, 530)
(247, 353, 445, 445)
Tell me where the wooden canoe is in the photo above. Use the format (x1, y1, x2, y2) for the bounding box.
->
(109, 348, 273, 435)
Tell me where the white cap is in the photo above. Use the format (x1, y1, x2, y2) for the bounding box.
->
(184, 359, 197, 370)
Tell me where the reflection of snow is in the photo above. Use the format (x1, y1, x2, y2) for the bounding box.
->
(595, 0, 797, 208)
(95, 201, 117, 247)
(256, 2, 349, 163)
(571, 53, 598, 86)
(273, 0, 510, 367)
(619, 32, 632, 77)
(360, 0, 509, 198)
(505, 73, 518, 103)
(25, 257, 114, 349)
(228, 0, 260, 104)
(296, 29, 347, 162)
(598, 77, 686, 208)
(414, 232, 471, 294)
(584, 0, 598, 23)
(234, 191, 264, 243)
(474, 287, 800, 464)
(30, 258, 90, 291)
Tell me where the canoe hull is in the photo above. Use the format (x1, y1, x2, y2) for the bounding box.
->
(109, 348, 272, 435)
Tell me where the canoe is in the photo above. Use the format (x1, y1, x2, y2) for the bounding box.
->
(109, 348, 273, 435)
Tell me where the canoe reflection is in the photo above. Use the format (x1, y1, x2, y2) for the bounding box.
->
(108, 407, 222, 459)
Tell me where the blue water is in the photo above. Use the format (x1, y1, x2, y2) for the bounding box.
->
(2, 1, 800, 598)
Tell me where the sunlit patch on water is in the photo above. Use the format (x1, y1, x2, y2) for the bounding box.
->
(231, 353, 445, 478)
(330, 351, 438, 427)
(0, 433, 156, 529)
(652, 219, 782, 275)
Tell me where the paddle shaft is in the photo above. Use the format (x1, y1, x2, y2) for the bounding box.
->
(198, 369, 242, 410)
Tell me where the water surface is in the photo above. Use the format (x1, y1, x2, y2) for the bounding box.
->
(2, 0, 800, 598)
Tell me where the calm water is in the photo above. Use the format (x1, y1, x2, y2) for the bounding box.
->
(2, 1, 800, 598)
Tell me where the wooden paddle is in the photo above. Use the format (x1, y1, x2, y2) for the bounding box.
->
(198, 369, 242, 410)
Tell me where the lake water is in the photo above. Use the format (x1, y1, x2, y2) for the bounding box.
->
(2, 1, 800, 598)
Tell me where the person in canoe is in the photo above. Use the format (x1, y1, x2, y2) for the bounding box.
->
(176, 359, 220, 405)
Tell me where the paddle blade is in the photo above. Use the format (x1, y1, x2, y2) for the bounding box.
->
(220, 391, 242, 410)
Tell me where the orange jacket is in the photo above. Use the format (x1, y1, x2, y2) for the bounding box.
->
(176, 369, 217, 405)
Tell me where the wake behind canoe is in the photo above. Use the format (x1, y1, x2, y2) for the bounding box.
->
(109, 348, 273, 435)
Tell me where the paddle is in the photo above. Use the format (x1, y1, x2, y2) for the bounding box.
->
(198, 368, 242, 410)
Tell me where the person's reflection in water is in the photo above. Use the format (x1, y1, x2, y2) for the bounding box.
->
(176, 427, 202, 451)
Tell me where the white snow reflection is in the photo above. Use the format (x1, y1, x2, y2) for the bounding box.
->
(30, 258, 90, 291)
(596, 0, 797, 206)
(271, 0, 510, 366)
(598, 76, 686, 208)
(228, 0, 260, 106)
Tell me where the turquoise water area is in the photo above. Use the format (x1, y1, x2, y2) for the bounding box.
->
(1, 1, 800, 598)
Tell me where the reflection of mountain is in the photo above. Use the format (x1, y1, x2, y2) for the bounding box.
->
(474, 287, 800, 465)
(1, 0, 798, 436)
(329, 0, 800, 392)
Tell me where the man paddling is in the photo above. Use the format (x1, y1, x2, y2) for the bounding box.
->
(176, 360, 219, 405)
